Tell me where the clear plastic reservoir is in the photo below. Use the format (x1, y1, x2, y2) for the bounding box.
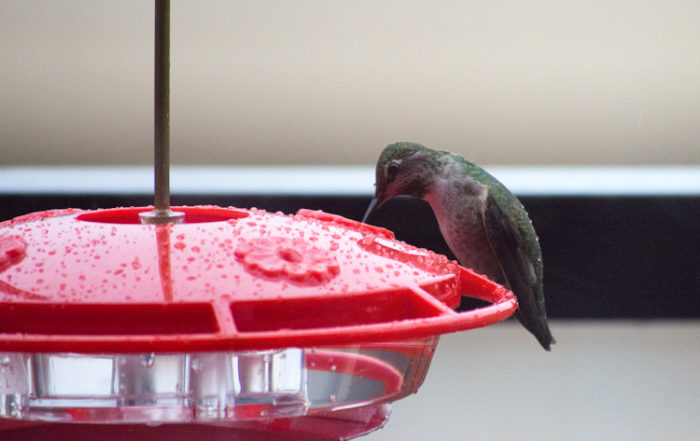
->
(0, 337, 436, 424)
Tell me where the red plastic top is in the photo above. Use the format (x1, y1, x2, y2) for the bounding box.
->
(0, 206, 516, 353)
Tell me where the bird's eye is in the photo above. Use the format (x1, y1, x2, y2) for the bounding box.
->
(386, 162, 400, 181)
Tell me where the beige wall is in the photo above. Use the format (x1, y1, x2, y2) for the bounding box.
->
(2, 0, 699, 166)
(370, 321, 700, 441)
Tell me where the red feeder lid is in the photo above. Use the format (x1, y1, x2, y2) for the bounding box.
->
(0, 206, 516, 353)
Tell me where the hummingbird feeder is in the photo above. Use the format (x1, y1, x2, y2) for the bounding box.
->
(0, 2, 517, 440)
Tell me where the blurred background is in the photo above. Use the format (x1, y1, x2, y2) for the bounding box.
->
(2, 0, 700, 166)
(1, 1, 700, 441)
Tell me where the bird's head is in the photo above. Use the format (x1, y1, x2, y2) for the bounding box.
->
(362, 142, 439, 223)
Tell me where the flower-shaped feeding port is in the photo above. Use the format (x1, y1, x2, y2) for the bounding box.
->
(235, 237, 340, 284)
(0, 205, 517, 440)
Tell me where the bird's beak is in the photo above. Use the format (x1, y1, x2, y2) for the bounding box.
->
(362, 194, 384, 224)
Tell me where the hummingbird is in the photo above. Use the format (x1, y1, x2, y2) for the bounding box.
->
(363, 142, 554, 350)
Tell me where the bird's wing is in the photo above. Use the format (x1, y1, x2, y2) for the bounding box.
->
(481, 195, 553, 350)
